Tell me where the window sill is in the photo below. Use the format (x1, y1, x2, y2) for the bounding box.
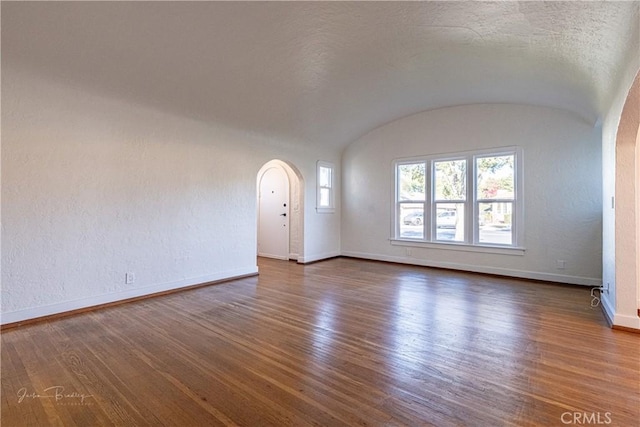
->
(390, 239, 525, 256)
(316, 207, 335, 214)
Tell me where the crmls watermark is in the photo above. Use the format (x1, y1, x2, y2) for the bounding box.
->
(561, 412, 612, 425)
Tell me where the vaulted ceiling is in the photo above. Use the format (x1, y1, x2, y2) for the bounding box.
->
(3, 1, 639, 149)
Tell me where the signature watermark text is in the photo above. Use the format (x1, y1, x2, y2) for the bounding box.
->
(17, 386, 94, 406)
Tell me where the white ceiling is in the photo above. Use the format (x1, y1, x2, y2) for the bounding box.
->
(3, 1, 639, 149)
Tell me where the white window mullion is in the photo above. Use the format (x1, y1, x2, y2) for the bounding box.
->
(464, 154, 471, 245)
(425, 160, 432, 241)
(513, 151, 524, 247)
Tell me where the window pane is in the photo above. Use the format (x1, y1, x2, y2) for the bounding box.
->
(319, 166, 332, 188)
(398, 163, 425, 201)
(476, 155, 514, 200)
(319, 188, 330, 207)
(399, 203, 424, 239)
(434, 160, 466, 200)
(479, 202, 513, 245)
(435, 203, 464, 242)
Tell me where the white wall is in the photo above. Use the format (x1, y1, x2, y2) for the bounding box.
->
(601, 53, 640, 329)
(342, 104, 602, 285)
(302, 163, 342, 263)
(1, 66, 341, 324)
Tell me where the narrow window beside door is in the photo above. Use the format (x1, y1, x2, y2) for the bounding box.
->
(317, 161, 335, 213)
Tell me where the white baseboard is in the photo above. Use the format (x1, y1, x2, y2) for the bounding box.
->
(613, 312, 640, 330)
(340, 251, 601, 286)
(297, 251, 341, 264)
(0, 266, 258, 326)
(258, 252, 288, 260)
(601, 292, 615, 325)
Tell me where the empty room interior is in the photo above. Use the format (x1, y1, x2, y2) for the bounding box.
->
(2, 2, 640, 426)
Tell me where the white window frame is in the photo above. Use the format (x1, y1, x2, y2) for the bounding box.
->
(316, 161, 335, 213)
(391, 147, 524, 255)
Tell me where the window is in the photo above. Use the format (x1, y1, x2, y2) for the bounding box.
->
(393, 147, 522, 252)
(398, 163, 425, 239)
(434, 159, 466, 242)
(317, 161, 335, 213)
(476, 154, 515, 245)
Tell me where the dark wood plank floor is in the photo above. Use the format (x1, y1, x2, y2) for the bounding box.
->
(2, 257, 639, 426)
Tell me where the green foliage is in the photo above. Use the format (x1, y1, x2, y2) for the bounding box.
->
(435, 160, 466, 200)
(399, 163, 425, 199)
(477, 155, 514, 199)
(399, 155, 514, 201)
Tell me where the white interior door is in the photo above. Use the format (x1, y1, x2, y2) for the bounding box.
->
(258, 166, 289, 259)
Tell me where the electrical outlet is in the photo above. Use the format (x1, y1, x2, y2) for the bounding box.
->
(556, 260, 566, 270)
(125, 272, 136, 284)
(405, 248, 412, 257)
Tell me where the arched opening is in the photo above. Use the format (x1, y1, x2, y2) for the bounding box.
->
(637, 123, 640, 318)
(256, 160, 304, 261)
(614, 69, 640, 326)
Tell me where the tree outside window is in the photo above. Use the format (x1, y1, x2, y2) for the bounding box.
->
(394, 148, 521, 249)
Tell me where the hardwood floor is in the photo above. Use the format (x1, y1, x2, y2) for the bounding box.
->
(2, 257, 639, 426)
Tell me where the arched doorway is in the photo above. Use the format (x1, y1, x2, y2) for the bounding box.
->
(257, 160, 304, 261)
(614, 69, 640, 328)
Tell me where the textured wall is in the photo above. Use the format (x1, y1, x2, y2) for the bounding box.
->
(342, 104, 602, 285)
(1, 67, 340, 322)
(601, 46, 640, 329)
